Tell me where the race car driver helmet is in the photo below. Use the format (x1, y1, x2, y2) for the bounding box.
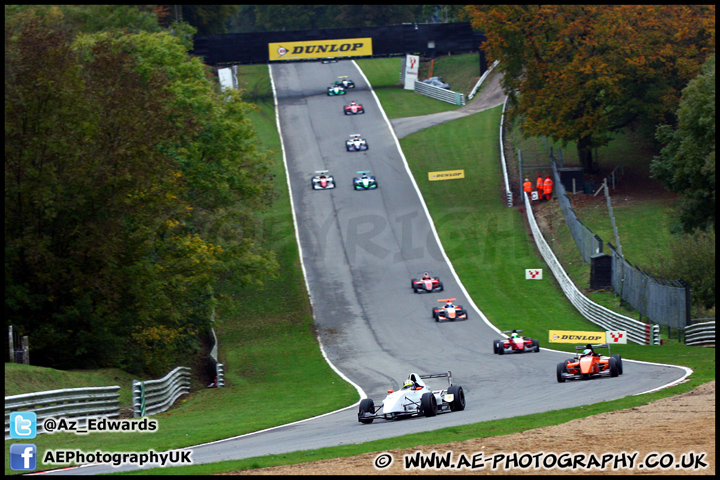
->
(582, 348, 592, 356)
(350, 100, 356, 105)
(422, 272, 430, 279)
(403, 380, 414, 389)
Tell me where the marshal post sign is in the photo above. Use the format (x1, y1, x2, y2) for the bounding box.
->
(269, 38, 373, 61)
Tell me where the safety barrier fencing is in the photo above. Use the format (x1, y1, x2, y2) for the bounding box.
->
(5, 386, 120, 440)
(132, 366, 191, 418)
(499, 95, 512, 207)
(523, 191, 660, 345)
(413, 80, 465, 105)
(208, 327, 225, 388)
(468, 60, 499, 100)
(684, 320, 715, 347)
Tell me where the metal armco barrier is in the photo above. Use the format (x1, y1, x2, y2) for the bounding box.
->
(468, 60, 499, 100)
(523, 191, 660, 344)
(685, 320, 715, 346)
(132, 366, 191, 418)
(4, 386, 120, 440)
(413, 80, 465, 105)
(499, 95, 512, 207)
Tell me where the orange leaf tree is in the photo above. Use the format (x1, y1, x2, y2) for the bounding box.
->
(462, 5, 715, 172)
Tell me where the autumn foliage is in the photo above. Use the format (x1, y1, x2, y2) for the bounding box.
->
(462, 5, 715, 172)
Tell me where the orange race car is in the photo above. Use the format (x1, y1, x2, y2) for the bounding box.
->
(556, 344, 623, 382)
(431, 298, 468, 322)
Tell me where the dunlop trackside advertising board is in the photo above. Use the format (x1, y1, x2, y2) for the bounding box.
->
(428, 169, 465, 181)
(549, 330, 606, 344)
(269, 38, 373, 61)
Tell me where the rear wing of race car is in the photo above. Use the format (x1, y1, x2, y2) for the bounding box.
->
(502, 329, 524, 334)
(314, 170, 329, 175)
(414, 371, 453, 386)
(575, 343, 611, 355)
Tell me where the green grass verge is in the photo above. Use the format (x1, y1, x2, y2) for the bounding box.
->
(356, 52, 485, 119)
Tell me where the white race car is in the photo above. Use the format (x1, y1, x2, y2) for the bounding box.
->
(346, 134, 368, 151)
(358, 371, 465, 424)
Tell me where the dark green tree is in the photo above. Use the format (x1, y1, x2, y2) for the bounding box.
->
(651, 55, 715, 234)
(6, 8, 277, 374)
(181, 5, 240, 35)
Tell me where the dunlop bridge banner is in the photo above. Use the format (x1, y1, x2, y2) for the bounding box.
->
(269, 38, 373, 61)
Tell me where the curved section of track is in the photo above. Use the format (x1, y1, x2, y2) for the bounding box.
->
(56, 60, 687, 475)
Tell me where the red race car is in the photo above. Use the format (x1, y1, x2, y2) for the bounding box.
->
(432, 298, 468, 322)
(311, 170, 335, 190)
(411, 272, 444, 293)
(493, 329, 540, 355)
(556, 344, 623, 382)
(344, 100, 365, 115)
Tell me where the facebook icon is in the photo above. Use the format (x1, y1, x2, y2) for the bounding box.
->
(10, 443, 37, 471)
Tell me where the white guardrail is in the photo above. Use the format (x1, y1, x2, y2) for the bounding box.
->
(132, 366, 191, 417)
(685, 320, 715, 346)
(523, 191, 661, 345)
(413, 80, 465, 105)
(4, 386, 120, 440)
(499, 95, 512, 207)
(468, 60, 500, 100)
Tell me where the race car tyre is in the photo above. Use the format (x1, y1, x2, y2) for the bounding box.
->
(438, 282, 444, 291)
(533, 339, 540, 352)
(447, 385, 466, 412)
(612, 354, 623, 375)
(493, 340, 500, 354)
(556, 362, 567, 383)
(609, 356, 619, 377)
(421, 392, 437, 417)
(358, 398, 375, 424)
(498, 343, 504, 355)
(432, 308, 438, 319)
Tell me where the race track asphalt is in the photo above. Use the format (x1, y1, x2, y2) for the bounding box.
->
(54, 59, 687, 475)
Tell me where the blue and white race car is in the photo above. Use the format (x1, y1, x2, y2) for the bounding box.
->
(346, 134, 368, 151)
(358, 371, 465, 424)
(353, 171, 378, 190)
